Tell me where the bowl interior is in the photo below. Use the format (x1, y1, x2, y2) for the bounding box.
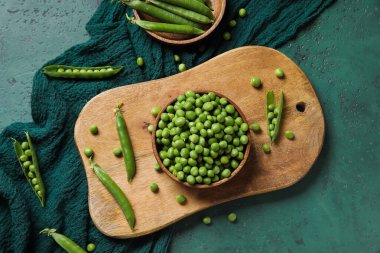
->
(152, 91, 251, 189)
(133, 0, 226, 45)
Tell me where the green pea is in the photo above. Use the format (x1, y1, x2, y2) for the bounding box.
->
(163, 158, 171, 167)
(176, 194, 187, 204)
(228, 213, 237, 222)
(147, 124, 154, 133)
(231, 149, 238, 157)
(219, 97, 228, 105)
(31, 178, 38, 185)
(268, 104, 275, 111)
(268, 112, 275, 120)
(183, 166, 191, 174)
(21, 141, 29, 150)
(177, 171, 185, 181)
(269, 124, 275, 130)
(231, 160, 239, 169)
(272, 118, 278, 125)
(195, 175, 203, 183)
(72, 69, 79, 73)
(29, 164, 35, 172)
(84, 147, 93, 158)
(186, 174, 196, 184)
(174, 117, 186, 127)
(274, 108, 280, 115)
(240, 135, 249, 145)
(20, 154, 28, 162)
(80, 69, 87, 73)
(263, 144, 271, 154)
(137, 57, 144, 67)
(285, 131, 295, 140)
(223, 32, 231, 41)
(100, 68, 107, 72)
(151, 106, 162, 117)
(250, 77, 262, 88)
(225, 105, 235, 114)
(239, 8, 247, 17)
(23, 161, 31, 169)
(89, 124, 98, 135)
(57, 68, 65, 73)
(202, 216, 212, 225)
(207, 170, 215, 178)
(94, 70, 100, 73)
(219, 140, 228, 149)
(34, 184, 40, 191)
(150, 183, 159, 193)
(228, 19, 237, 28)
(37, 191, 42, 197)
(211, 143, 220, 152)
(240, 123, 248, 131)
(113, 147, 123, 157)
(250, 123, 261, 132)
(186, 111, 197, 120)
(203, 177, 211, 185)
(178, 63, 186, 72)
(65, 69, 72, 73)
(233, 138, 240, 146)
(174, 54, 181, 63)
(28, 171, 35, 178)
(275, 68, 285, 78)
(237, 152, 244, 160)
(154, 163, 162, 172)
(220, 156, 229, 164)
(87, 69, 94, 73)
(203, 102, 214, 111)
(190, 167, 199, 176)
(221, 169, 231, 178)
(87, 243, 96, 252)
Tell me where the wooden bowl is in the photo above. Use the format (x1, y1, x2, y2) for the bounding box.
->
(133, 0, 226, 45)
(152, 91, 251, 189)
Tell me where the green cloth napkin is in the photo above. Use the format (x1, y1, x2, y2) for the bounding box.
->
(0, 0, 334, 252)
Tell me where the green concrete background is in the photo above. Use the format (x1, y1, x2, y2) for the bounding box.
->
(1, 0, 379, 252)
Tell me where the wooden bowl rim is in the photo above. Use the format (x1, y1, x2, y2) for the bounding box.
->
(151, 90, 252, 189)
(133, 0, 227, 45)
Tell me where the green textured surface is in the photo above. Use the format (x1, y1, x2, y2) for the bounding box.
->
(0, 1, 379, 253)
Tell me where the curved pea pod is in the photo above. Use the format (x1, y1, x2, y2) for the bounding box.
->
(115, 103, 136, 182)
(43, 65, 124, 79)
(266, 91, 284, 143)
(158, 0, 214, 19)
(12, 132, 46, 207)
(127, 15, 205, 35)
(89, 158, 136, 229)
(40, 228, 87, 253)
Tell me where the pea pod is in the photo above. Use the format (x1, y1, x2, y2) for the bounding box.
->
(115, 104, 136, 182)
(158, 0, 214, 19)
(149, 0, 213, 24)
(43, 65, 123, 79)
(127, 15, 205, 35)
(121, 0, 202, 28)
(89, 158, 136, 229)
(12, 132, 46, 207)
(266, 91, 284, 143)
(40, 228, 86, 253)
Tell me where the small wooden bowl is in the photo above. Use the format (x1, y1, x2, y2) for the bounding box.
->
(152, 91, 251, 189)
(133, 0, 226, 45)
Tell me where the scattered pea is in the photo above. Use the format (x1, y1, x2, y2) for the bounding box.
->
(176, 194, 187, 205)
(113, 147, 122, 157)
(178, 63, 186, 72)
(223, 32, 232, 41)
(228, 213, 237, 222)
(202, 216, 212, 225)
(89, 124, 98, 135)
(285, 131, 295, 140)
(84, 147, 94, 158)
(228, 19, 237, 28)
(174, 54, 181, 63)
(87, 243, 96, 252)
(262, 144, 271, 154)
(150, 183, 159, 193)
(154, 163, 162, 172)
(151, 106, 162, 117)
(137, 57, 144, 67)
(250, 123, 261, 132)
(147, 124, 154, 133)
(250, 77, 262, 88)
(239, 8, 247, 17)
(275, 68, 285, 78)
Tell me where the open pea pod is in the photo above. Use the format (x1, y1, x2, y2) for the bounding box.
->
(12, 132, 46, 207)
(43, 65, 124, 79)
(266, 91, 284, 143)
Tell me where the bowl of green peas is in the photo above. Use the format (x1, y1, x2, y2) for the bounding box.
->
(152, 90, 251, 188)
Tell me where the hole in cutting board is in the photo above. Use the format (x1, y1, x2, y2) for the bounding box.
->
(296, 102, 306, 112)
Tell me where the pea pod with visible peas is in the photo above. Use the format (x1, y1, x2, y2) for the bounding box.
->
(89, 158, 136, 229)
(158, 0, 214, 19)
(149, 0, 213, 24)
(127, 15, 205, 35)
(121, 0, 202, 28)
(40, 228, 86, 253)
(43, 65, 124, 79)
(266, 91, 284, 143)
(115, 103, 136, 182)
(12, 132, 46, 207)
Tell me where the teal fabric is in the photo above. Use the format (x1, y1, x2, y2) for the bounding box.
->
(0, 0, 334, 252)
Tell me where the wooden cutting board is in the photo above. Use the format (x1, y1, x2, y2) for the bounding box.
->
(74, 46, 325, 238)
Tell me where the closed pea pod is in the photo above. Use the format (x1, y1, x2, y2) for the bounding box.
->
(115, 104, 136, 182)
(158, 0, 214, 19)
(149, 0, 213, 24)
(43, 65, 123, 79)
(40, 229, 86, 253)
(89, 158, 135, 229)
(127, 15, 204, 35)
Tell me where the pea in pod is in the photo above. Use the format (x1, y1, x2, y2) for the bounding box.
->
(40, 228, 86, 253)
(148, 0, 213, 24)
(158, 0, 214, 19)
(12, 132, 46, 207)
(121, 0, 202, 28)
(43, 65, 124, 79)
(127, 15, 205, 35)
(115, 104, 136, 182)
(89, 158, 136, 229)
(266, 91, 284, 143)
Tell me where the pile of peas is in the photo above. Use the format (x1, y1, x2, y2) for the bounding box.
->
(155, 91, 249, 185)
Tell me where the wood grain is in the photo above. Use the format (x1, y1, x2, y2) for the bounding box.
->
(74, 46, 325, 238)
(133, 0, 226, 45)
